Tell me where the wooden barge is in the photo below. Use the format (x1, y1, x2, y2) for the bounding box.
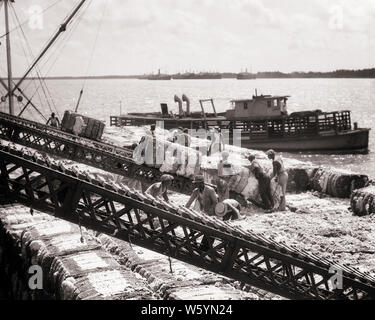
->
(110, 94, 370, 153)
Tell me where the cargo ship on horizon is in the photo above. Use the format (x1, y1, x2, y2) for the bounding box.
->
(172, 72, 222, 80)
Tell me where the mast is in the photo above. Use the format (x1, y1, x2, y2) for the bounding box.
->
(2, 0, 15, 115)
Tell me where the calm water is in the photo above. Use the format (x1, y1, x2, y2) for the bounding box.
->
(1, 78, 375, 177)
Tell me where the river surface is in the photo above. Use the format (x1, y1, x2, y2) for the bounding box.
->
(1, 78, 374, 177)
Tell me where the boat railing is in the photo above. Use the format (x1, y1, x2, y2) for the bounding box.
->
(246, 110, 352, 139)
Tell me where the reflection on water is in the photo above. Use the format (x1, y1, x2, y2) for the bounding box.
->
(1, 78, 374, 177)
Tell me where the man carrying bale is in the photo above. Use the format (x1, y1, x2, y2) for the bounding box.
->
(248, 154, 274, 212)
(145, 174, 174, 202)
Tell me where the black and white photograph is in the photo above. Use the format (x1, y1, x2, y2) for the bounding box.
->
(0, 0, 374, 308)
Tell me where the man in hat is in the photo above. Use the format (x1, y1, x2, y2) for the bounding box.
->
(215, 199, 243, 221)
(145, 174, 174, 202)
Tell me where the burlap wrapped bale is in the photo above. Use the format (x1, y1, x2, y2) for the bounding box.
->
(311, 168, 368, 198)
(351, 186, 375, 216)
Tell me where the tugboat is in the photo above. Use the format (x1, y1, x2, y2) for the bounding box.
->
(110, 92, 370, 153)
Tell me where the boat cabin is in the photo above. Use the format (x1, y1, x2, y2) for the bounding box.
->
(226, 94, 290, 120)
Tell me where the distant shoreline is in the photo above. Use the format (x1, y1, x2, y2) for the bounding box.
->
(2, 68, 375, 80)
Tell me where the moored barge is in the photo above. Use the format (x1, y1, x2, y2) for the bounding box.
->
(110, 93, 370, 153)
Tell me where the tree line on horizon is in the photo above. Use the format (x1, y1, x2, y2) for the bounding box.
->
(2, 68, 374, 80)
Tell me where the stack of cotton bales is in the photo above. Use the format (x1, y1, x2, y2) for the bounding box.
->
(0, 204, 156, 300)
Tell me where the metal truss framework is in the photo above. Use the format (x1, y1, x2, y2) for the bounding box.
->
(0, 112, 196, 194)
(1, 144, 374, 300)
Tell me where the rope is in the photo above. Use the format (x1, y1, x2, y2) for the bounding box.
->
(81, 0, 109, 90)
(6, 0, 92, 121)
(9, 5, 51, 121)
(75, 0, 108, 112)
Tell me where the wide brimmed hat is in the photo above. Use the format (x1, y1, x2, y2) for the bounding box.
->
(193, 175, 205, 184)
(161, 174, 174, 182)
(215, 202, 229, 217)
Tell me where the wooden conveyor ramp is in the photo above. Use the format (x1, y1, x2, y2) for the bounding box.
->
(0, 142, 375, 299)
(0, 111, 196, 194)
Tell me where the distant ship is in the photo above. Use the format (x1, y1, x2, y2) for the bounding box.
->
(237, 69, 256, 80)
(141, 69, 171, 80)
(173, 72, 222, 80)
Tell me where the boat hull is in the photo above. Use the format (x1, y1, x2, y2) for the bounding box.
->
(239, 129, 369, 154)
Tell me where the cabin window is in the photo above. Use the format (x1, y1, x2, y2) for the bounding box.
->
(244, 102, 248, 110)
(267, 101, 272, 108)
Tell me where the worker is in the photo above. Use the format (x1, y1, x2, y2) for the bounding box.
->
(182, 128, 191, 147)
(150, 124, 156, 135)
(175, 128, 191, 147)
(215, 199, 244, 221)
(72, 115, 85, 136)
(145, 174, 174, 202)
(208, 126, 224, 156)
(186, 175, 218, 251)
(46, 112, 60, 128)
(248, 154, 274, 212)
(216, 150, 236, 201)
(273, 158, 288, 211)
(266, 149, 285, 181)
(186, 175, 218, 215)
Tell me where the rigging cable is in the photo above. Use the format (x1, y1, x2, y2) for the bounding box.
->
(81, 0, 109, 91)
(7, 0, 92, 121)
(19, 0, 92, 101)
(75, 0, 108, 113)
(10, 3, 56, 118)
(10, 6, 49, 120)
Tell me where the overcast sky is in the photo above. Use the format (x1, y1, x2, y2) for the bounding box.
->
(0, 0, 374, 76)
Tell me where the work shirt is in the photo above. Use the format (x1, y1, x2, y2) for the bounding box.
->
(186, 185, 218, 216)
